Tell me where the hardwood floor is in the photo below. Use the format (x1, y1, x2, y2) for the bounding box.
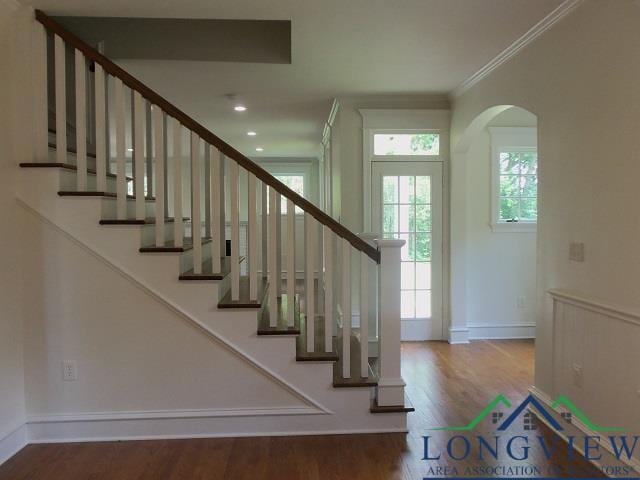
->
(0, 340, 603, 479)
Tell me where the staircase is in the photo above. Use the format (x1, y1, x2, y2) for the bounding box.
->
(18, 10, 412, 438)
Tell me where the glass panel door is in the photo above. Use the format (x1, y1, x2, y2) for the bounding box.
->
(372, 162, 443, 340)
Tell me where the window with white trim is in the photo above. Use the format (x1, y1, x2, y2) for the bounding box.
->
(489, 127, 537, 232)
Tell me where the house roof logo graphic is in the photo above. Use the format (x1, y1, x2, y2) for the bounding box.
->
(431, 394, 622, 432)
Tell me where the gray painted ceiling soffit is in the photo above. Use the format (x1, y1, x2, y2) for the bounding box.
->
(52, 16, 292, 63)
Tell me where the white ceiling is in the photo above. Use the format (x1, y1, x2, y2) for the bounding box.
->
(29, 0, 564, 158)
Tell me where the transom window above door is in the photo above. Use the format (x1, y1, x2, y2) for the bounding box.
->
(374, 133, 440, 156)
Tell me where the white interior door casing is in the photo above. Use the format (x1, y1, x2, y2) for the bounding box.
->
(372, 162, 443, 340)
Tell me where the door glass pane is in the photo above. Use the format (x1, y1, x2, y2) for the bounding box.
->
(383, 176, 398, 203)
(416, 262, 431, 290)
(401, 291, 416, 318)
(382, 174, 434, 319)
(383, 204, 398, 236)
(415, 176, 431, 203)
(399, 205, 412, 232)
(401, 262, 415, 290)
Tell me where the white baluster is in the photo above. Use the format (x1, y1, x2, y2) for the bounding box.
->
(190, 132, 202, 273)
(230, 161, 240, 300)
(360, 251, 369, 378)
(74, 50, 87, 190)
(305, 213, 316, 352)
(54, 35, 67, 166)
(210, 146, 221, 272)
(172, 119, 183, 246)
(376, 239, 406, 406)
(248, 174, 258, 301)
(268, 187, 278, 325)
(276, 194, 282, 297)
(218, 153, 226, 260)
(94, 64, 107, 192)
(342, 238, 351, 378)
(323, 227, 333, 353)
(286, 200, 295, 327)
(133, 92, 146, 220)
(32, 23, 48, 163)
(114, 79, 126, 219)
(261, 183, 268, 278)
(153, 106, 165, 244)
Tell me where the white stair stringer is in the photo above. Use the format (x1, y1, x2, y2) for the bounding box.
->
(17, 167, 408, 440)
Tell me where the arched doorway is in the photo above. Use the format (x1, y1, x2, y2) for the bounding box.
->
(449, 105, 539, 344)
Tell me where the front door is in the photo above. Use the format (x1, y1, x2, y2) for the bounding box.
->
(372, 162, 443, 340)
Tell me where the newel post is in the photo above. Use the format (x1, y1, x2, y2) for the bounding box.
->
(375, 238, 405, 406)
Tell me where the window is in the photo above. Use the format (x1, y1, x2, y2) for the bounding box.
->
(274, 174, 304, 214)
(489, 127, 537, 232)
(498, 149, 538, 222)
(374, 133, 439, 156)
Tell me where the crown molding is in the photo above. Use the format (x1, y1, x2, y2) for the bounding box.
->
(450, 0, 585, 99)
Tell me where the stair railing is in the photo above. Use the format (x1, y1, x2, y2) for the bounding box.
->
(31, 10, 406, 407)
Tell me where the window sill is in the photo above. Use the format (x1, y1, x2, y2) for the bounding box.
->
(490, 222, 537, 233)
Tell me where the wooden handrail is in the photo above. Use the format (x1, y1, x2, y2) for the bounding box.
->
(35, 10, 380, 263)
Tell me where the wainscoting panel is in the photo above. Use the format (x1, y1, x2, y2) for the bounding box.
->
(550, 289, 640, 454)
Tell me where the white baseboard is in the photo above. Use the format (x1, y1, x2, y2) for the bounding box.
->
(0, 422, 28, 466)
(529, 386, 640, 476)
(468, 322, 535, 339)
(25, 407, 406, 444)
(448, 326, 470, 344)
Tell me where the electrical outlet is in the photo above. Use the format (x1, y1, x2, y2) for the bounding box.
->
(62, 360, 77, 381)
(569, 242, 585, 262)
(517, 296, 526, 309)
(572, 363, 582, 387)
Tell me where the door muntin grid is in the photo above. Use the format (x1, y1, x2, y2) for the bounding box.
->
(382, 175, 432, 319)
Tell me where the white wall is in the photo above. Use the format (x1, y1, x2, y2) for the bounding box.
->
(20, 210, 306, 415)
(450, 0, 640, 428)
(0, 3, 28, 460)
(464, 108, 537, 338)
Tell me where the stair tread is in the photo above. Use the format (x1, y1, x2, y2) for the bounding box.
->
(58, 191, 156, 201)
(139, 237, 212, 253)
(370, 394, 415, 414)
(100, 217, 189, 225)
(332, 334, 378, 387)
(295, 309, 338, 362)
(179, 257, 244, 281)
(20, 162, 133, 181)
(218, 276, 268, 309)
(257, 294, 301, 335)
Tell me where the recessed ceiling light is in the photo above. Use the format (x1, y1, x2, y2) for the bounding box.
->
(234, 105, 247, 112)
(255, 147, 264, 152)
(247, 131, 257, 136)
(127, 148, 134, 152)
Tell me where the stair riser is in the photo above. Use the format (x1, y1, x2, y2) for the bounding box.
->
(59, 169, 119, 193)
(101, 198, 156, 219)
(139, 221, 181, 245)
(179, 243, 214, 273)
(48, 148, 98, 172)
